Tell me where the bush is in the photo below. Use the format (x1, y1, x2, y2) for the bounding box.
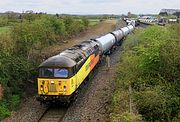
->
(110, 25, 180, 121)
(0, 95, 20, 120)
(12, 16, 89, 59)
(0, 102, 11, 120)
(8, 95, 20, 110)
(0, 16, 8, 27)
(0, 14, 90, 120)
(110, 112, 142, 122)
(82, 18, 89, 27)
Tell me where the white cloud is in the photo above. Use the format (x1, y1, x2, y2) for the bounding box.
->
(0, 0, 179, 14)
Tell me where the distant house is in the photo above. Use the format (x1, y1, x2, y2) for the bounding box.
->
(159, 9, 180, 15)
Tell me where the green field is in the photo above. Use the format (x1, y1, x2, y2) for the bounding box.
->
(75, 18, 100, 26)
(0, 26, 11, 33)
(88, 19, 100, 26)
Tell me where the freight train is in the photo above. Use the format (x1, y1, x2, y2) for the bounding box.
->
(36, 22, 135, 104)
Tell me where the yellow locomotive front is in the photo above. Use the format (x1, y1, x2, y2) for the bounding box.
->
(38, 68, 73, 96)
(37, 55, 78, 103)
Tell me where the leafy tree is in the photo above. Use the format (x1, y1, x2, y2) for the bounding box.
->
(0, 14, 90, 120)
(63, 16, 74, 35)
(173, 12, 180, 18)
(82, 18, 89, 27)
(0, 16, 8, 27)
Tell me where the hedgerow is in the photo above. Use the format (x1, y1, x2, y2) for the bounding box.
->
(0, 14, 89, 120)
(110, 25, 180, 121)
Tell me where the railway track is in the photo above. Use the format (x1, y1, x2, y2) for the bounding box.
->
(38, 105, 68, 122)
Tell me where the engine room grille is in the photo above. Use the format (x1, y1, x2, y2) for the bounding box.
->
(49, 84, 57, 92)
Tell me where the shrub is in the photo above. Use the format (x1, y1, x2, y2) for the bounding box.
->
(0, 102, 11, 120)
(0, 15, 90, 120)
(0, 16, 8, 27)
(110, 25, 180, 121)
(8, 95, 20, 110)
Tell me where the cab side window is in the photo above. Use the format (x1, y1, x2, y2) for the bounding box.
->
(40, 68, 53, 77)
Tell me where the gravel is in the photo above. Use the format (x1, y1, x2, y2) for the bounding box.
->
(2, 96, 47, 122)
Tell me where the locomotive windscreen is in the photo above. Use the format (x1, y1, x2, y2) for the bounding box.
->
(39, 68, 69, 78)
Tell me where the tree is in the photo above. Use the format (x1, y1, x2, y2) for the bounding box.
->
(82, 18, 89, 27)
(127, 12, 137, 18)
(173, 12, 180, 18)
(63, 16, 74, 35)
(127, 12, 132, 18)
(0, 16, 8, 27)
(23, 10, 36, 22)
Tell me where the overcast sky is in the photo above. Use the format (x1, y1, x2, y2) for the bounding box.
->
(0, 0, 179, 15)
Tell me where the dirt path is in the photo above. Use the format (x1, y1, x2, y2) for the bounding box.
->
(2, 19, 118, 122)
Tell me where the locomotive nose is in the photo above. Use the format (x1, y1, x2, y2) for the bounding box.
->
(38, 79, 68, 95)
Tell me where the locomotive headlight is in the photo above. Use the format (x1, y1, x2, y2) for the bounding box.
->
(51, 81, 54, 84)
(64, 86, 67, 91)
(40, 85, 43, 91)
(63, 86, 67, 95)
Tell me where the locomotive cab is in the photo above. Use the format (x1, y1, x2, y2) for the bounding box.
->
(37, 55, 78, 103)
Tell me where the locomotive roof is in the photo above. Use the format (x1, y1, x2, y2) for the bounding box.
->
(39, 55, 76, 68)
(39, 40, 99, 68)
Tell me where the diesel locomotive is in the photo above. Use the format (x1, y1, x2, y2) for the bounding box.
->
(36, 23, 135, 104)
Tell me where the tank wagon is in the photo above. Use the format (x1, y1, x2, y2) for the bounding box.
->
(93, 33, 116, 55)
(37, 24, 135, 104)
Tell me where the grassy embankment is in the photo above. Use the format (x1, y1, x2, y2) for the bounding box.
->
(110, 24, 180, 122)
(0, 15, 91, 120)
